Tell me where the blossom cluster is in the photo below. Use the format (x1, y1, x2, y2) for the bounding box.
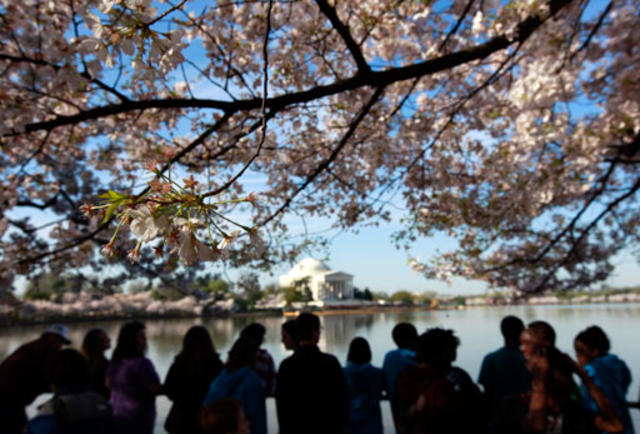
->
(83, 162, 264, 267)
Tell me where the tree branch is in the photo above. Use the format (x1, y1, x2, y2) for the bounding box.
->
(262, 86, 385, 226)
(315, 0, 371, 75)
(8, 0, 571, 137)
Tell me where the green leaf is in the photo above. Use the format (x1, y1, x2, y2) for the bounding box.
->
(98, 190, 127, 200)
(104, 202, 121, 222)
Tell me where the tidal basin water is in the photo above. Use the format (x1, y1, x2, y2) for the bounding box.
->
(1, 304, 639, 433)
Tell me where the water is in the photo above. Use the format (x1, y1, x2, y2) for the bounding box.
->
(1, 304, 639, 433)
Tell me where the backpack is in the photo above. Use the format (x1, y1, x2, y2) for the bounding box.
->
(53, 391, 113, 434)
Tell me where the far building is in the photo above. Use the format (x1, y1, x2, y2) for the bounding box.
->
(279, 258, 354, 301)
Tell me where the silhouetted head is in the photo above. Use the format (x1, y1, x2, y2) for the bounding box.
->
(418, 328, 460, 368)
(295, 313, 320, 345)
(82, 328, 111, 360)
(347, 337, 372, 365)
(281, 319, 297, 351)
(41, 323, 71, 350)
(113, 321, 146, 362)
(182, 325, 217, 357)
(500, 316, 525, 347)
(50, 348, 89, 390)
(392, 322, 418, 350)
(240, 323, 266, 346)
(226, 337, 258, 372)
(199, 398, 250, 434)
(574, 325, 610, 367)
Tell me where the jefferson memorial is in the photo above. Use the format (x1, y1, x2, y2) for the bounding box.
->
(279, 258, 354, 301)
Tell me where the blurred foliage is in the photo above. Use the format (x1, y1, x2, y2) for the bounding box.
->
(390, 290, 415, 305)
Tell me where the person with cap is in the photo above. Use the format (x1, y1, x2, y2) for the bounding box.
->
(0, 323, 71, 434)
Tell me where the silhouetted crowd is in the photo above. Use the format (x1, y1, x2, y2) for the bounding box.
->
(0, 313, 638, 434)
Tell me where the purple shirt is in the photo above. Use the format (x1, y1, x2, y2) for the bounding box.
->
(107, 357, 159, 434)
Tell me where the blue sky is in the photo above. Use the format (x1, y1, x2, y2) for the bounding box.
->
(226, 221, 640, 296)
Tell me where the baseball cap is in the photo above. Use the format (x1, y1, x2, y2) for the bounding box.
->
(43, 323, 71, 344)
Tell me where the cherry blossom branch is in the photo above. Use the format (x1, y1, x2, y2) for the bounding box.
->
(569, 0, 613, 62)
(438, 0, 476, 53)
(531, 176, 640, 293)
(8, 0, 572, 137)
(144, 0, 188, 27)
(315, 0, 371, 75)
(0, 54, 130, 103)
(262, 86, 385, 226)
(483, 132, 640, 276)
(203, 0, 274, 199)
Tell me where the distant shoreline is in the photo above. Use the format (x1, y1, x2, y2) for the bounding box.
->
(2, 296, 640, 327)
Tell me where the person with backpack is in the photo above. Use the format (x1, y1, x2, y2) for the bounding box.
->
(203, 336, 266, 434)
(27, 348, 113, 434)
(343, 337, 384, 434)
(106, 321, 161, 434)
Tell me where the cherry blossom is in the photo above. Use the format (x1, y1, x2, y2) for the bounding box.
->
(0, 0, 638, 294)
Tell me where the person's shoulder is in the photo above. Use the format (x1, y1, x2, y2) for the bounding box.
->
(482, 347, 505, 360)
(278, 353, 295, 371)
(139, 356, 157, 368)
(246, 367, 265, 383)
(450, 366, 473, 380)
(257, 348, 275, 363)
(383, 348, 400, 360)
(319, 350, 341, 365)
(396, 364, 425, 381)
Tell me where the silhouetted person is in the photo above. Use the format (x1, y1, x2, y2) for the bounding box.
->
(497, 320, 623, 434)
(0, 323, 70, 434)
(281, 319, 297, 351)
(106, 321, 161, 434)
(82, 328, 111, 398)
(478, 315, 530, 432)
(276, 313, 349, 434)
(165, 325, 224, 434)
(344, 337, 384, 434)
(27, 348, 113, 434)
(574, 325, 634, 434)
(382, 322, 418, 432)
(199, 398, 250, 434)
(240, 323, 276, 396)
(396, 328, 486, 434)
(203, 336, 266, 434)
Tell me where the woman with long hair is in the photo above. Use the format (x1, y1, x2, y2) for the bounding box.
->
(164, 325, 223, 434)
(81, 328, 111, 398)
(203, 336, 266, 434)
(343, 337, 384, 434)
(106, 321, 161, 434)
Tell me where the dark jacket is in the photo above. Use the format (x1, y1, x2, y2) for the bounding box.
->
(276, 345, 349, 434)
(164, 353, 223, 434)
(0, 337, 59, 406)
